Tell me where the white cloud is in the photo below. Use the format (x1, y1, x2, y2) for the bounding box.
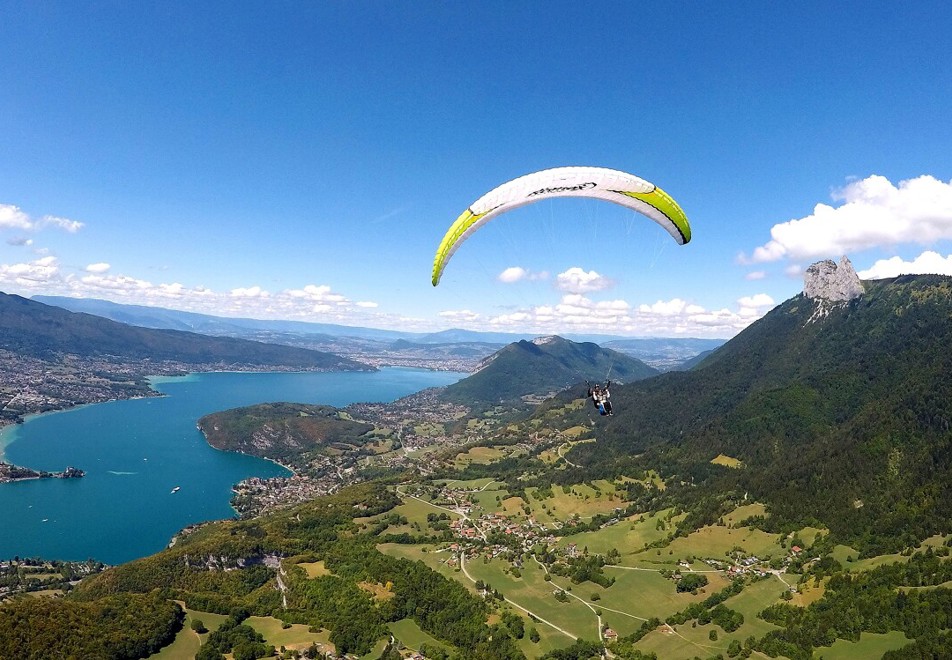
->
(498, 266, 528, 283)
(0, 205, 34, 230)
(555, 267, 613, 293)
(40, 215, 84, 233)
(0, 256, 61, 288)
(484, 293, 759, 337)
(0, 203, 84, 233)
(745, 270, 766, 281)
(230, 286, 270, 299)
(857, 250, 952, 278)
(85, 262, 111, 273)
(497, 266, 548, 283)
(356, 301, 378, 308)
(285, 284, 346, 303)
(439, 309, 481, 322)
(737, 293, 774, 308)
(6, 237, 33, 247)
(744, 175, 952, 263)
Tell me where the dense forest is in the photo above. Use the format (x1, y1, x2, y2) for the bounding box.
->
(198, 402, 376, 468)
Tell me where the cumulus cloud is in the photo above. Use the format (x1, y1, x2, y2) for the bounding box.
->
(483, 291, 768, 337)
(743, 175, 952, 263)
(497, 266, 548, 283)
(6, 237, 33, 247)
(0, 205, 33, 230)
(0, 203, 84, 234)
(285, 284, 346, 303)
(555, 267, 613, 293)
(745, 270, 766, 281)
(857, 250, 952, 278)
(85, 262, 111, 273)
(0, 256, 61, 288)
(439, 309, 481, 322)
(230, 286, 270, 299)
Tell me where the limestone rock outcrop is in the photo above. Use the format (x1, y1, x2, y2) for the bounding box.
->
(803, 256, 864, 301)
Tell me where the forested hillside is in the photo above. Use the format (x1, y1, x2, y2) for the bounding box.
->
(559, 275, 952, 553)
(198, 403, 375, 468)
(0, 292, 371, 371)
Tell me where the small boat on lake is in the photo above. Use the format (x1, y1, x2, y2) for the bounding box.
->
(171, 486, 180, 493)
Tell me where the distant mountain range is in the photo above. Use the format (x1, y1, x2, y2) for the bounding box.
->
(0, 292, 369, 371)
(441, 335, 657, 406)
(32, 295, 723, 369)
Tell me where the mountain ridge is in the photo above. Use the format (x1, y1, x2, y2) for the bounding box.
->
(0, 292, 370, 371)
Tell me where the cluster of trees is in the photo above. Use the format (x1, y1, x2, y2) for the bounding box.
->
(548, 554, 615, 588)
(0, 592, 183, 659)
(663, 578, 746, 632)
(195, 609, 274, 660)
(753, 551, 952, 659)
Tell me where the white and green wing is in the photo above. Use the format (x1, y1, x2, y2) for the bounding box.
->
(432, 166, 691, 286)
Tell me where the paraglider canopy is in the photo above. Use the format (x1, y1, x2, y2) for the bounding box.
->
(432, 166, 691, 286)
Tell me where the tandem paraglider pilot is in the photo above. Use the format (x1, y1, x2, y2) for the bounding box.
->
(587, 381, 613, 416)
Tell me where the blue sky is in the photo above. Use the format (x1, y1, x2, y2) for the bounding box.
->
(2, 2, 951, 339)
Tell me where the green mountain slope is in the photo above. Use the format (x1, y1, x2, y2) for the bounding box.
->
(0, 292, 371, 371)
(562, 275, 952, 552)
(440, 335, 658, 406)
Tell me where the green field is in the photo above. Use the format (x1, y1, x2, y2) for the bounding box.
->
(720, 575, 785, 640)
(628, 521, 783, 565)
(245, 615, 334, 655)
(388, 617, 454, 654)
(557, 509, 677, 559)
(636, 621, 734, 659)
(812, 630, 910, 659)
(149, 606, 230, 660)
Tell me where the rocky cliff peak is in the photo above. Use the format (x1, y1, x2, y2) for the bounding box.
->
(803, 256, 865, 302)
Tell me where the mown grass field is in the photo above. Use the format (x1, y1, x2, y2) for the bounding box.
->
(295, 560, 331, 578)
(628, 521, 784, 565)
(148, 606, 229, 660)
(463, 555, 597, 642)
(719, 575, 784, 640)
(636, 620, 735, 659)
(245, 615, 334, 654)
(812, 630, 911, 659)
(556, 509, 677, 559)
(521, 482, 624, 525)
(388, 617, 454, 655)
(454, 445, 520, 468)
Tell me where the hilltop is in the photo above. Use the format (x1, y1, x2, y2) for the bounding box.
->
(441, 335, 657, 408)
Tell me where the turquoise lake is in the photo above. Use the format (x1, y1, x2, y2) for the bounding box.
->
(0, 368, 464, 565)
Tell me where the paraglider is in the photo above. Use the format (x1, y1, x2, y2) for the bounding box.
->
(431, 166, 691, 286)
